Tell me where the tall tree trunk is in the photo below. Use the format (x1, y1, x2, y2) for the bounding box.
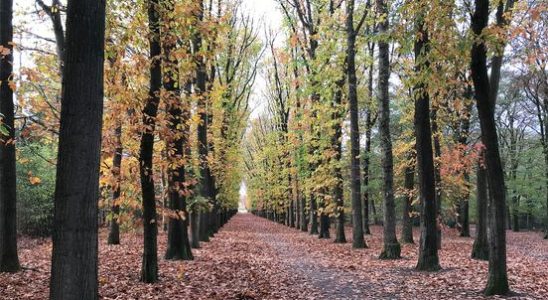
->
(472, 161, 489, 260)
(362, 47, 374, 235)
(471, 0, 509, 294)
(401, 159, 415, 244)
(49, 0, 106, 297)
(0, 0, 20, 273)
(194, 0, 214, 242)
(107, 124, 123, 245)
(346, 0, 365, 248)
(163, 2, 193, 260)
(139, 0, 162, 283)
(414, 17, 440, 271)
(377, 0, 399, 258)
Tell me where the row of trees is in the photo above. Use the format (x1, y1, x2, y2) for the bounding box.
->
(1, 0, 257, 298)
(245, 0, 547, 296)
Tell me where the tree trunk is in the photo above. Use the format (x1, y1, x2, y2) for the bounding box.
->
(163, 2, 192, 260)
(318, 210, 330, 239)
(107, 124, 122, 245)
(190, 210, 200, 249)
(471, 0, 509, 294)
(401, 160, 415, 244)
(0, 0, 20, 273)
(309, 194, 318, 234)
(414, 18, 440, 271)
(49, 0, 106, 297)
(377, 0, 399, 258)
(139, 0, 161, 283)
(346, 0, 364, 248)
(194, 0, 214, 241)
(362, 57, 374, 235)
(431, 109, 443, 250)
(472, 161, 489, 260)
(300, 193, 307, 232)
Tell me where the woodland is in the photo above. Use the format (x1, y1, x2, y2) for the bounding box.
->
(0, 0, 547, 299)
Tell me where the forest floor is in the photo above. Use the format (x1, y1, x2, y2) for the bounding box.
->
(1, 213, 547, 300)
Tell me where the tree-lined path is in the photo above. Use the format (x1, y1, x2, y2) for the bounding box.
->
(2, 213, 547, 299)
(1, 0, 548, 299)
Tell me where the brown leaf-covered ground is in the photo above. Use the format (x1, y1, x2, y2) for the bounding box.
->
(1, 213, 547, 299)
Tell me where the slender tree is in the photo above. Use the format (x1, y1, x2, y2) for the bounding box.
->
(346, 0, 367, 248)
(414, 9, 440, 271)
(377, 0, 400, 258)
(139, 0, 162, 283)
(401, 158, 415, 244)
(107, 123, 122, 245)
(470, 0, 511, 294)
(0, 0, 20, 273)
(163, 0, 193, 261)
(49, 0, 106, 298)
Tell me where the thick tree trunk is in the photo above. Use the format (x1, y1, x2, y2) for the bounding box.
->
(377, 0, 399, 258)
(139, 0, 161, 283)
(107, 124, 123, 245)
(401, 161, 415, 244)
(49, 0, 106, 297)
(472, 161, 489, 260)
(471, 0, 509, 294)
(0, 0, 20, 273)
(414, 19, 440, 271)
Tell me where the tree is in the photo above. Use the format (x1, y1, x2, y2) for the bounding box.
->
(163, 0, 193, 261)
(346, 0, 367, 248)
(48, 0, 106, 298)
(376, 0, 400, 259)
(471, 160, 489, 260)
(0, 0, 20, 273)
(414, 10, 440, 271)
(470, 0, 511, 295)
(139, 0, 162, 283)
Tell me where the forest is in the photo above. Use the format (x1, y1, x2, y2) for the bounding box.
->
(0, 0, 547, 299)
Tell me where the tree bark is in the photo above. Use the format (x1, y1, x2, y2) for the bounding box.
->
(194, 0, 214, 242)
(346, 0, 365, 248)
(401, 160, 415, 244)
(309, 194, 319, 234)
(163, 1, 193, 261)
(362, 47, 375, 235)
(49, 0, 106, 297)
(414, 17, 440, 271)
(107, 124, 122, 245)
(0, 0, 20, 273)
(377, 0, 399, 258)
(471, 0, 509, 294)
(139, 0, 162, 283)
(472, 161, 489, 260)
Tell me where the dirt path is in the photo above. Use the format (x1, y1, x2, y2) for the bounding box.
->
(215, 213, 547, 300)
(2, 213, 546, 299)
